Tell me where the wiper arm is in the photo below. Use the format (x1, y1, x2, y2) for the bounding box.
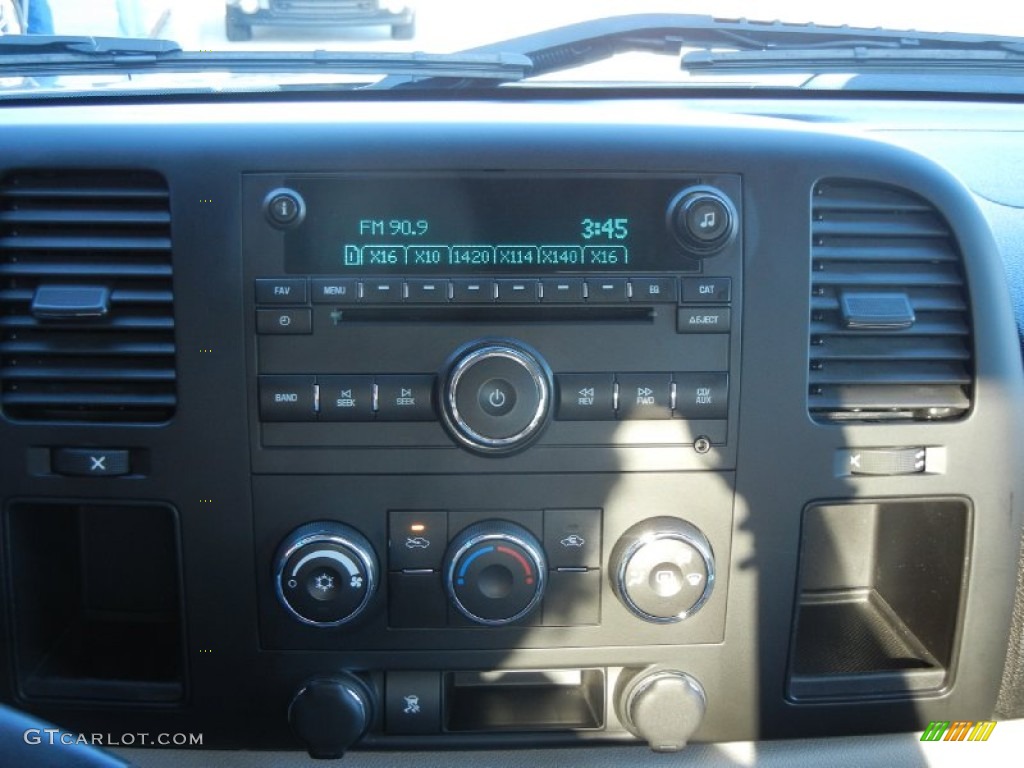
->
(0, 36, 531, 83)
(388, 13, 1024, 88)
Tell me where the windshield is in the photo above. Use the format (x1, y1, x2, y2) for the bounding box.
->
(2, 0, 1024, 94)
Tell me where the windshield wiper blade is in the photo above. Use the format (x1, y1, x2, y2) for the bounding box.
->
(385, 13, 1024, 88)
(0, 36, 531, 83)
(682, 46, 1024, 74)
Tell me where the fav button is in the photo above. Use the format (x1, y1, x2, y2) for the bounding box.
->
(255, 278, 308, 305)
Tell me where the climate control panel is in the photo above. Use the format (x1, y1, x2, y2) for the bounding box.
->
(270, 505, 722, 638)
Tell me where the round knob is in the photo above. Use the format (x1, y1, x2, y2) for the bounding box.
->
(263, 187, 306, 229)
(611, 517, 714, 623)
(274, 522, 378, 627)
(288, 674, 374, 759)
(617, 668, 706, 752)
(440, 339, 552, 455)
(667, 186, 737, 256)
(444, 521, 546, 625)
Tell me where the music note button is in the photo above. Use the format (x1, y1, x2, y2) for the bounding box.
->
(668, 187, 737, 256)
(684, 198, 730, 243)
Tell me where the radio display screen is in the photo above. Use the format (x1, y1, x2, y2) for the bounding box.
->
(283, 175, 696, 274)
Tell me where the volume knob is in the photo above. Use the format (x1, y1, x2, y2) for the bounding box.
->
(440, 339, 552, 455)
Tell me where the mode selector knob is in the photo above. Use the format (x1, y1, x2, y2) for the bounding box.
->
(274, 522, 379, 627)
(444, 521, 546, 625)
(440, 339, 552, 455)
(611, 517, 715, 623)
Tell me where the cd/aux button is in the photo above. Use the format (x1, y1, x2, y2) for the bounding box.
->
(673, 373, 728, 420)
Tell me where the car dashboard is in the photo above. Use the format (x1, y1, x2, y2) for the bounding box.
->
(0, 93, 1022, 766)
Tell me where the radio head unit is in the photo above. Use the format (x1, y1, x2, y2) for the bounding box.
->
(242, 172, 742, 473)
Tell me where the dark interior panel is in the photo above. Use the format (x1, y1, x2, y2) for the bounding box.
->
(0, 99, 1020, 761)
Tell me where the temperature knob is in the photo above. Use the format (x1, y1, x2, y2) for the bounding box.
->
(275, 522, 378, 627)
(444, 521, 546, 625)
(611, 518, 714, 623)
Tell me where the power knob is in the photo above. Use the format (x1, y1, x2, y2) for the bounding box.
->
(440, 339, 552, 455)
(616, 667, 706, 751)
(444, 520, 546, 625)
(274, 522, 379, 627)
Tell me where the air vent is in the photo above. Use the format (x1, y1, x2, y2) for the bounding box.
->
(0, 170, 176, 423)
(809, 180, 972, 423)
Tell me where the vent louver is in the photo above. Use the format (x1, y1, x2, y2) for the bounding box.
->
(0, 170, 176, 423)
(809, 180, 972, 422)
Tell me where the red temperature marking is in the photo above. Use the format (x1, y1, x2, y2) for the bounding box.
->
(496, 545, 533, 579)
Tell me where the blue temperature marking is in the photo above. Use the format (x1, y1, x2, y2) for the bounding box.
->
(458, 545, 495, 580)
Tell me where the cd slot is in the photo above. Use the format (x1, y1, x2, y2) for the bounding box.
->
(329, 306, 655, 324)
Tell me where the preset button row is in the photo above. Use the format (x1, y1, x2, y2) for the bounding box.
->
(256, 276, 732, 306)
